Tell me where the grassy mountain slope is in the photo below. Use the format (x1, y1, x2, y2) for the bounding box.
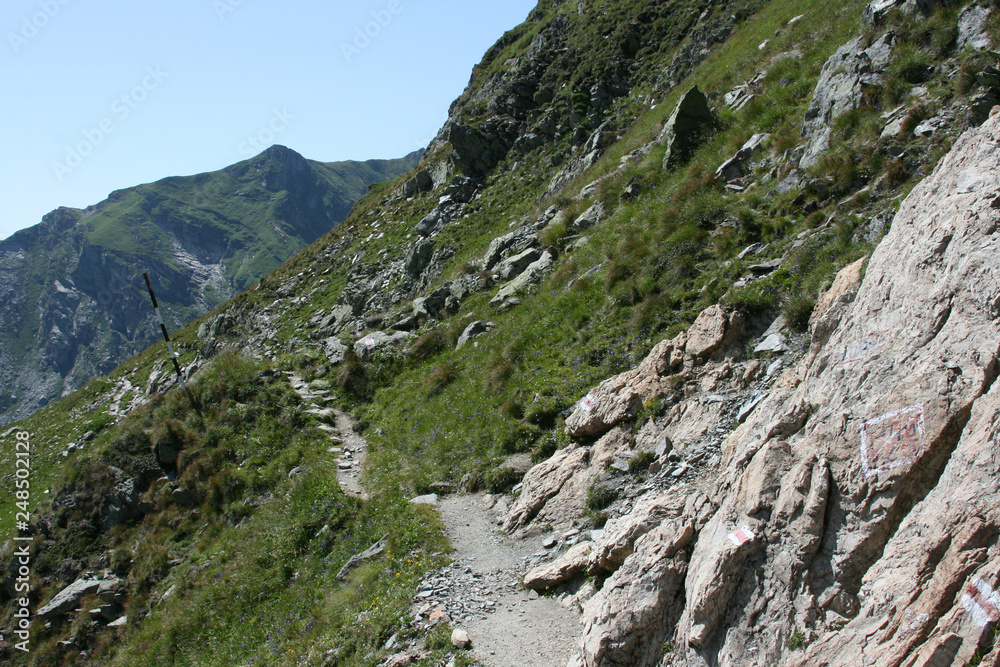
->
(2, 0, 997, 664)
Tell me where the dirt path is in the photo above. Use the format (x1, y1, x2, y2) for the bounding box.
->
(414, 494, 583, 667)
(287, 374, 367, 498)
(289, 374, 581, 664)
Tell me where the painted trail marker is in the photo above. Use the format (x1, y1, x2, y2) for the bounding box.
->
(143, 272, 200, 414)
(962, 578, 1000, 627)
(728, 526, 754, 546)
(860, 404, 926, 477)
(833, 331, 889, 366)
(581, 395, 596, 412)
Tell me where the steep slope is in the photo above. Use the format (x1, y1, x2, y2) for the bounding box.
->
(0, 147, 420, 426)
(3, 0, 1000, 665)
(566, 106, 1000, 667)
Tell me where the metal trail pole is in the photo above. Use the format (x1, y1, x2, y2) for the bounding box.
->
(143, 272, 201, 415)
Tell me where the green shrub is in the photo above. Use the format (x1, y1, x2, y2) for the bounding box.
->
(423, 361, 460, 395)
(539, 219, 570, 246)
(897, 103, 930, 138)
(424, 623, 454, 651)
(483, 466, 524, 493)
(523, 396, 563, 428)
(498, 422, 541, 455)
(628, 451, 657, 474)
(639, 395, 665, 421)
(531, 434, 558, 463)
(408, 329, 448, 362)
(726, 282, 779, 319)
(783, 294, 816, 332)
(501, 399, 525, 419)
(336, 350, 369, 399)
(483, 358, 514, 394)
(586, 484, 618, 511)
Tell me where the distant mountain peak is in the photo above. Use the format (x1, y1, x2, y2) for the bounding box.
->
(0, 148, 420, 426)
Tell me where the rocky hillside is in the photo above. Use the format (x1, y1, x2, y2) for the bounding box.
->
(0, 147, 419, 427)
(3, 0, 1000, 665)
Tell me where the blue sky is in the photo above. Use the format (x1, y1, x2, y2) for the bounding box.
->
(1, 0, 537, 240)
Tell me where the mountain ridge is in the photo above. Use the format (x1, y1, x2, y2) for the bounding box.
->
(0, 146, 420, 426)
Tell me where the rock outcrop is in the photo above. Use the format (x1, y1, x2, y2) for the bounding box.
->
(800, 33, 894, 169)
(563, 304, 743, 440)
(568, 104, 1000, 666)
(777, 104, 1000, 667)
(659, 86, 715, 168)
(37, 576, 121, 621)
(524, 541, 592, 590)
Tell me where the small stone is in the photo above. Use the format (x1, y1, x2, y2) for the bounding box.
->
(451, 628, 471, 649)
(754, 333, 790, 354)
(428, 607, 450, 626)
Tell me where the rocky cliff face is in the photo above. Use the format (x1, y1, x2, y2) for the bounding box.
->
(0, 147, 419, 426)
(508, 101, 1000, 667)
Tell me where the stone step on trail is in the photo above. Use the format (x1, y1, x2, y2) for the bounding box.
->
(287, 373, 368, 498)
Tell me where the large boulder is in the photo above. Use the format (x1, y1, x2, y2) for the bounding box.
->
(564, 336, 686, 439)
(523, 541, 592, 590)
(808, 255, 866, 332)
(321, 336, 349, 365)
(714, 133, 770, 182)
(589, 488, 712, 575)
(37, 576, 121, 620)
(504, 428, 632, 534)
(659, 86, 715, 169)
(99, 473, 143, 530)
(314, 304, 354, 336)
(573, 201, 605, 230)
(455, 321, 490, 350)
(684, 304, 742, 359)
(862, 0, 936, 26)
(547, 122, 617, 197)
(497, 247, 544, 281)
(443, 116, 520, 176)
(799, 34, 894, 169)
(957, 4, 993, 51)
(394, 170, 433, 199)
(412, 287, 452, 319)
(501, 446, 591, 533)
(404, 238, 434, 279)
(563, 304, 741, 441)
(353, 331, 412, 359)
(490, 250, 554, 307)
(483, 226, 538, 270)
